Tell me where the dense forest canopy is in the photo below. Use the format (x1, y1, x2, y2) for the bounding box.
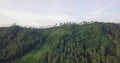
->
(0, 22, 120, 63)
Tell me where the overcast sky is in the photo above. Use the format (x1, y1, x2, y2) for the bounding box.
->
(0, 0, 120, 27)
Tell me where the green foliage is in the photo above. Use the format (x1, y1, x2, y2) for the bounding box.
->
(0, 22, 120, 63)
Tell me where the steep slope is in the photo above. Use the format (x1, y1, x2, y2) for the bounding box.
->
(0, 22, 120, 63)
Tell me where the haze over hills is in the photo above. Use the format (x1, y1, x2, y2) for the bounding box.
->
(0, 22, 120, 63)
(0, 0, 120, 27)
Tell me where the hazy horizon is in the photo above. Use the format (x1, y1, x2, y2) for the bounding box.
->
(0, 0, 120, 27)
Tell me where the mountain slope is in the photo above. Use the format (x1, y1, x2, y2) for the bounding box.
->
(0, 22, 120, 63)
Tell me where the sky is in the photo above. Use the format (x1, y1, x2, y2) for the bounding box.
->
(0, 0, 120, 27)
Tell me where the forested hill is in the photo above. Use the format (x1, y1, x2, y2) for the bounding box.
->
(0, 22, 120, 63)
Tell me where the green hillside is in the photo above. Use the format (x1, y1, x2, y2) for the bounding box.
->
(0, 22, 120, 63)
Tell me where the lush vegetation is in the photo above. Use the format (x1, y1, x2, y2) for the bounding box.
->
(0, 22, 120, 63)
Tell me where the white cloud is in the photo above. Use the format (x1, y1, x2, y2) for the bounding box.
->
(0, 9, 75, 27)
(0, 9, 120, 27)
(92, 9, 103, 15)
(0, 0, 120, 27)
(91, 0, 119, 16)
